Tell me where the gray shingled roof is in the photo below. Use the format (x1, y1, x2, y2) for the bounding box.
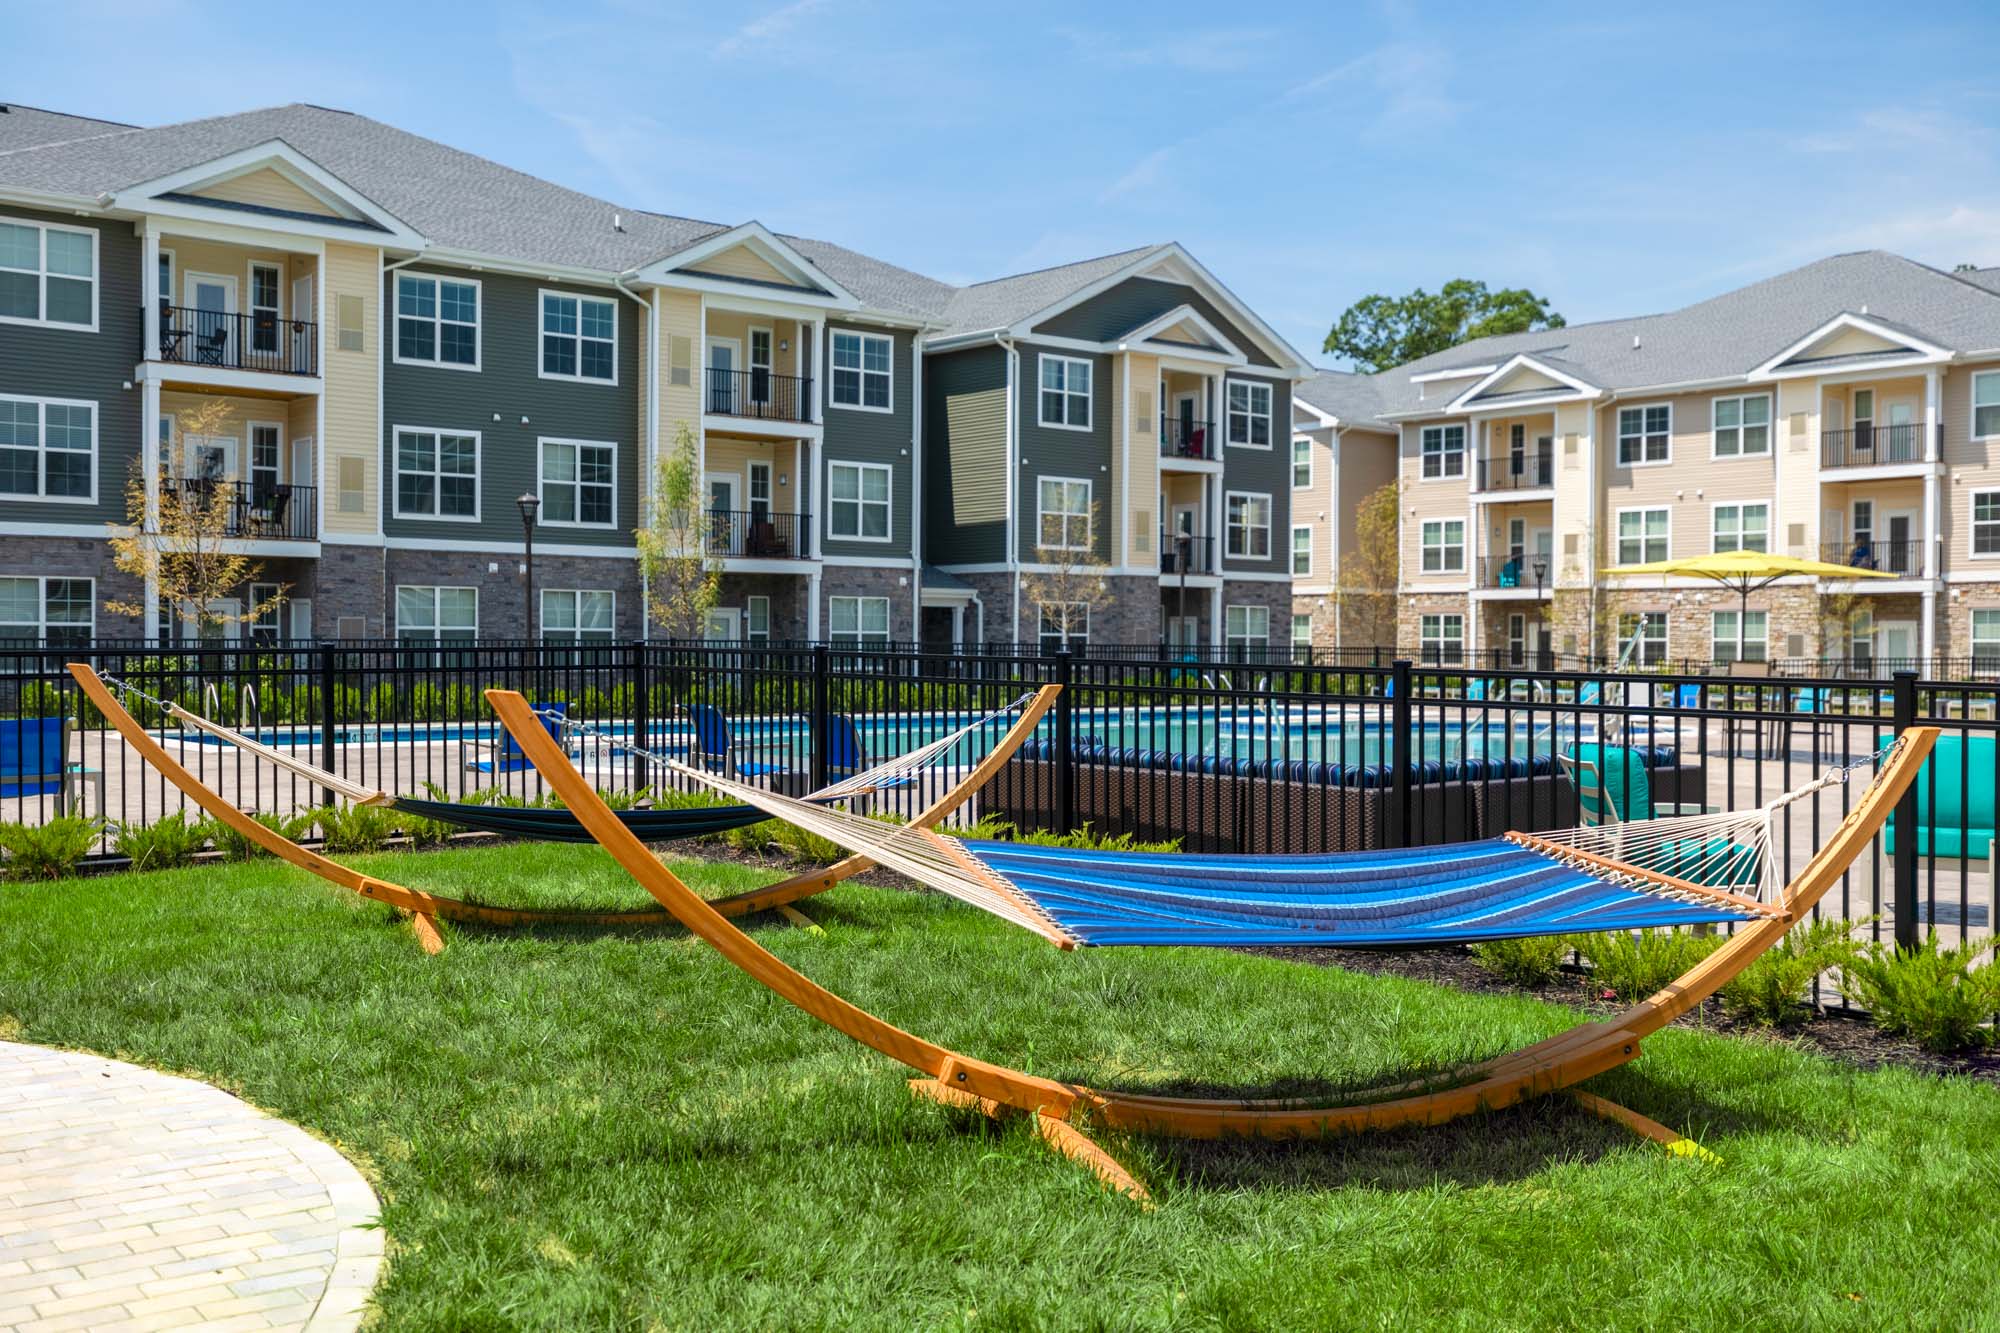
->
(1293, 370, 1387, 425)
(0, 104, 134, 154)
(935, 246, 1157, 337)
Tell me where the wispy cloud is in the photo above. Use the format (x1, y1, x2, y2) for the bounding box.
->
(716, 0, 832, 58)
(1058, 26, 1278, 74)
(1098, 147, 1173, 204)
(1287, 41, 1459, 139)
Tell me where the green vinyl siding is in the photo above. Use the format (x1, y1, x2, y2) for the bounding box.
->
(381, 268, 639, 546)
(1039, 277, 1280, 369)
(1016, 343, 1113, 565)
(820, 323, 914, 559)
(921, 345, 1008, 565)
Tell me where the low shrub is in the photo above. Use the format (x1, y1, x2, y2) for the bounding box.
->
(1839, 934, 2000, 1054)
(1719, 917, 1867, 1026)
(0, 816, 103, 881)
(1574, 929, 1723, 1001)
(944, 818, 1181, 854)
(395, 809, 458, 849)
(16, 680, 68, 717)
(1470, 934, 1573, 988)
(316, 803, 397, 854)
(113, 812, 212, 872)
(211, 811, 317, 861)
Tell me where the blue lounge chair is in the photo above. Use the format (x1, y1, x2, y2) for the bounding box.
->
(1, 716, 65, 803)
(1559, 741, 1755, 888)
(683, 703, 793, 778)
(466, 700, 569, 774)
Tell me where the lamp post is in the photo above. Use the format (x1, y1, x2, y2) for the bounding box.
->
(517, 491, 540, 642)
(1532, 557, 1549, 668)
(1175, 525, 1193, 657)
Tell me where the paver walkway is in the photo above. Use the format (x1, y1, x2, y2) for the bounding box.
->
(0, 1042, 381, 1331)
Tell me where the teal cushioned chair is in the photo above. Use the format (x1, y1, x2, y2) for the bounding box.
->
(1559, 742, 1758, 889)
(1879, 731, 1995, 860)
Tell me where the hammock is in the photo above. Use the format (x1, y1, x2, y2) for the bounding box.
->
(662, 755, 1790, 950)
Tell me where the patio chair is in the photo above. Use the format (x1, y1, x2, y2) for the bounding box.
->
(0, 715, 100, 816)
(1560, 741, 1750, 889)
(465, 700, 571, 774)
(1498, 558, 1521, 588)
(683, 703, 793, 779)
(1877, 730, 1997, 936)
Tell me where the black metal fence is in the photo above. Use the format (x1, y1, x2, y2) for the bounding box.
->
(154, 304, 318, 376)
(705, 368, 813, 423)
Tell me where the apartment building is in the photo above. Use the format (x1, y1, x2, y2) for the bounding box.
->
(0, 102, 1306, 654)
(1291, 251, 2000, 671)
(1289, 371, 1395, 653)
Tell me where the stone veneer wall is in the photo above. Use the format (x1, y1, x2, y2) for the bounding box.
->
(714, 573, 809, 641)
(0, 536, 146, 639)
(1395, 592, 1473, 659)
(820, 563, 916, 641)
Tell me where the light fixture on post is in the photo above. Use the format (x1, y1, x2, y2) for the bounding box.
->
(517, 491, 540, 643)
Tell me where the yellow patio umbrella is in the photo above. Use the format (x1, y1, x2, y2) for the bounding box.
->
(1600, 550, 1895, 651)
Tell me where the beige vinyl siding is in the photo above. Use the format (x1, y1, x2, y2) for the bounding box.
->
(1122, 353, 1158, 563)
(1774, 378, 1820, 556)
(162, 237, 312, 322)
(1599, 390, 1781, 565)
(657, 290, 701, 442)
(1401, 417, 1473, 585)
(320, 242, 379, 536)
(157, 390, 315, 488)
(186, 167, 341, 219)
(1551, 401, 1594, 585)
(704, 434, 806, 517)
(1814, 325, 1907, 359)
(1933, 360, 2000, 562)
(1335, 428, 1397, 571)
(1290, 423, 1334, 586)
(687, 244, 799, 287)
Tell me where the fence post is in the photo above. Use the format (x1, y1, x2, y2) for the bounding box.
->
(809, 645, 829, 793)
(317, 642, 337, 807)
(630, 641, 650, 794)
(1890, 668, 1919, 950)
(1053, 649, 1075, 835)
(1389, 658, 1413, 849)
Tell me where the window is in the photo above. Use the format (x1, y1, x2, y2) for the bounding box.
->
(246, 582, 282, 645)
(1225, 604, 1270, 656)
(249, 263, 281, 355)
(828, 595, 890, 647)
(0, 216, 96, 329)
(1617, 404, 1671, 465)
(395, 586, 477, 645)
(1292, 437, 1312, 488)
(1974, 610, 2000, 667)
(541, 589, 615, 644)
(830, 330, 892, 410)
(1975, 372, 2000, 440)
(1292, 612, 1312, 649)
(539, 439, 615, 527)
(249, 422, 281, 496)
(1712, 394, 1770, 457)
(1225, 380, 1272, 447)
(1617, 508, 1669, 564)
(1974, 490, 2000, 556)
(158, 249, 173, 304)
(1420, 424, 1466, 479)
(1225, 492, 1271, 558)
(1420, 613, 1464, 665)
(746, 595, 771, 644)
(0, 576, 92, 646)
(336, 294, 365, 353)
(1036, 476, 1092, 551)
(394, 273, 479, 369)
(540, 291, 616, 383)
(1618, 611, 1668, 666)
(1420, 518, 1466, 573)
(1712, 609, 1768, 664)
(1039, 355, 1092, 429)
(1037, 602, 1089, 654)
(0, 395, 94, 501)
(393, 428, 479, 520)
(829, 461, 892, 541)
(1291, 524, 1312, 575)
(1713, 502, 1768, 554)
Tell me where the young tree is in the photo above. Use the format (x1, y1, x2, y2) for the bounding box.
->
(1335, 480, 1398, 650)
(1019, 499, 1111, 649)
(106, 397, 288, 638)
(636, 422, 722, 639)
(1323, 279, 1565, 372)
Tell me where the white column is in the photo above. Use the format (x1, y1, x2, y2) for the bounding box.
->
(141, 226, 159, 363)
(805, 569, 821, 641)
(141, 376, 161, 639)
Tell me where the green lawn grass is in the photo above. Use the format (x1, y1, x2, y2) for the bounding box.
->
(4, 842, 1999, 1330)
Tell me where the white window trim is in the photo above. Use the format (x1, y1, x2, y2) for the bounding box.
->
(247, 259, 283, 352)
(1291, 611, 1313, 648)
(1618, 610, 1669, 665)
(1037, 353, 1094, 432)
(1291, 436, 1313, 489)
(827, 459, 894, 544)
(1971, 370, 2000, 443)
(1709, 499, 1770, 555)
(1035, 475, 1093, 552)
(536, 288, 619, 386)
(390, 271, 482, 372)
(390, 425, 482, 523)
(157, 247, 175, 306)
(0, 574, 95, 643)
(1225, 603, 1271, 647)
(1419, 612, 1466, 662)
(540, 588, 617, 641)
(1972, 608, 2000, 657)
(1709, 392, 1772, 460)
(827, 594, 892, 643)
(1613, 504, 1671, 565)
(1616, 401, 1673, 468)
(1290, 523, 1312, 576)
(1711, 607, 1769, 663)
(0, 392, 98, 505)
(1224, 489, 1273, 560)
(536, 436, 618, 530)
(829, 328, 894, 414)
(1037, 601, 1091, 650)
(1418, 422, 1467, 481)
(1970, 487, 2000, 560)
(0, 215, 99, 333)
(393, 585, 479, 641)
(1419, 515, 1468, 574)
(745, 593, 771, 643)
(1224, 378, 1274, 450)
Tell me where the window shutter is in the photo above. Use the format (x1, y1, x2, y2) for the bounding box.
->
(337, 457, 365, 513)
(1135, 390, 1153, 434)
(670, 335, 693, 387)
(336, 295, 365, 352)
(1787, 522, 1806, 554)
(1131, 509, 1150, 557)
(1788, 412, 1808, 450)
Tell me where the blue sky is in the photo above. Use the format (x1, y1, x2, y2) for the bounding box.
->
(12, 1, 2000, 365)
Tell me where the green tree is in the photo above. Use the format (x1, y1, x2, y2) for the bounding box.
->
(1323, 279, 1566, 372)
(1335, 481, 1398, 649)
(636, 423, 721, 639)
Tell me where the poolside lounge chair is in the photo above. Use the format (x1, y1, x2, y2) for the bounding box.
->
(1561, 741, 1715, 826)
(465, 701, 571, 773)
(682, 703, 794, 778)
(0, 715, 99, 816)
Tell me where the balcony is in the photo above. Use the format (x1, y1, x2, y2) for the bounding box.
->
(160, 478, 317, 541)
(1821, 423, 1935, 469)
(705, 509, 811, 560)
(705, 369, 814, 425)
(1474, 451, 1554, 492)
(1476, 555, 1551, 592)
(151, 304, 318, 377)
(1820, 539, 1923, 577)
(1159, 533, 1216, 575)
(1159, 418, 1219, 463)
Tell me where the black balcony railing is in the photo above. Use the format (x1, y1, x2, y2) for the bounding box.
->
(1822, 538, 1923, 576)
(1159, 533, 1215, 575)
(1159, 418, 1219, 461)
(152, 303, 318, 376)
(706, 368, 813, 424)
(1475, 452, 1554, 491)
(1476, 555, 1552, 590)
(705, 509, 810, 559)
(160, 478, 317, 541)
(1821, 422, 1934, 468)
